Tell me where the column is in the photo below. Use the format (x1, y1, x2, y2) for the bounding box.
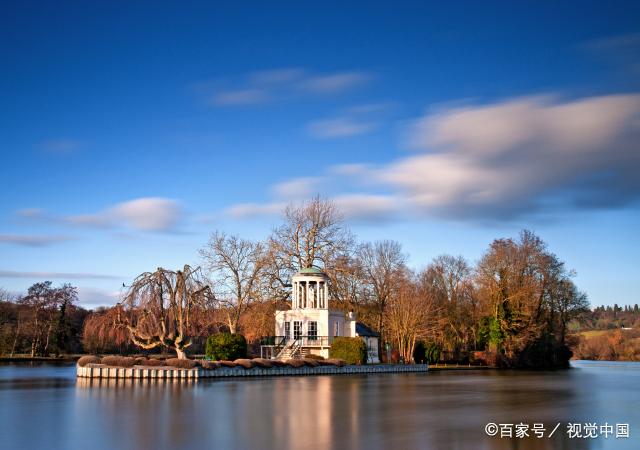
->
(293, 282, 298, 309)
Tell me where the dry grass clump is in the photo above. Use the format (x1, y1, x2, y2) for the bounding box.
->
(304, 354, 325, 361)
(301, 358, 319, 367)
(325, 359, 346, 367)
(270, 360, 286, 367)
(134, 358, 165, 367)
(200, 361, 218, 370)
(100, 356, 137, 367)
(77, 356, 101, 367)
(285, 359, 305, 368)
(218, 360, 237, 368)
(233, 358, 255, 369)
(165, 358, 197, 369)
(251, 358, 273, 368)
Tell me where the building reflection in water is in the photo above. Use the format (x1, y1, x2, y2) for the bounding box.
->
(69, 368, 618, 450)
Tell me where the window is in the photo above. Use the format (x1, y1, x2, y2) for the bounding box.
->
(284, 322, 290, 340)
(333, 321, 341, 337)
(308, 321, 317, 340)
(293, 321, 302, 339)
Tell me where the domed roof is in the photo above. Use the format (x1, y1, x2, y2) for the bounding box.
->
(295, 267, 327, 277)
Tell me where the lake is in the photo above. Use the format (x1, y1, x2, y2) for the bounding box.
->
(0, 361, 638, 449)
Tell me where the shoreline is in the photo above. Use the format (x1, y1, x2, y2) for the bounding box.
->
(76, 363, 429, 379)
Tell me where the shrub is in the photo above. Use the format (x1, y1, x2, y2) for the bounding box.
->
(325, 358, 346, 367)
(206, 333, 247, 361)
(305, 354, 325, 360)
(100, 356, 137, 367)
(142, 358, 165, 367)
(200, 361, 218, 370)
(165, 358, 197, 369)
(218, 360, 237, 368)
(285, 359, 305, 368)
(413, 341, 427, 364)
(424, 342, 441, 364)
(301, 358, 319, 367)
(329, 337, 367, 365)
(233, 358, 254, 369)
(77, 356, 101, 367)
(251, 358, 273, 368)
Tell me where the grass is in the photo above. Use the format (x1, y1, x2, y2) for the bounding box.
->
(579, 330, 611, 338)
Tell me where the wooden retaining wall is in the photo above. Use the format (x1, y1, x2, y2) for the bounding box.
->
(76, 363, 428, 380)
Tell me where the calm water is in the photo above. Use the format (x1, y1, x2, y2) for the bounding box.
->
(0, 361, 638, 450)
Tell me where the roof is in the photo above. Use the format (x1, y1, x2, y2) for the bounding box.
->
(297, 267, 326, 275)
(356, 322, 379, 337)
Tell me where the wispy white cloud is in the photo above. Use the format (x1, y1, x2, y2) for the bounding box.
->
(40, 138, 82, 155)
(199, 68, 372, 107)
(307, 117, 376, 138)
(108, 198, 183, 231)
(226, 92, 640, 223)
(384, 93, 640, 219)
(249, 67, 306, 85)
(306, 101, 392, 139)
(272, 177, 324, 199)
(211, 88, 271, 106)
(583, 33, 640, 75)
(225, 202, 287, 219)
(18, 197, 184, 232)
(0, 234, 75, 247)
(296, 71, 370, 94)
(333, 194, 401, 221)
(0, 270, 120, 280)
(77, 287, 121, 307)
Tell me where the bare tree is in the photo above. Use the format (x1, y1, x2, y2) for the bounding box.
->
(386, 272, 439, 363)
(357, 240, 407, 336)
(116, 265, 212, 359)
(200, 231, 268, 334)
(18, 282, 71, 357)
(83, 307, 132, 354)
(419, 255, 477, 356)
(270, 196, 354, 277)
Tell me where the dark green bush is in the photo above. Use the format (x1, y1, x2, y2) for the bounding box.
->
(206, 333, 247, 361)
(413, 341, 427, 364)
(424, 342, 441, 364)
(329, 337, 367, 365)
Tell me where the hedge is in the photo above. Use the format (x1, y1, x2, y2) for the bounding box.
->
(206, 333, 247, 361)
(329, 337, 367, 365)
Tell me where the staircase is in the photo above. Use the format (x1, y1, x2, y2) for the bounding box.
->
(275, 339, 302, 360)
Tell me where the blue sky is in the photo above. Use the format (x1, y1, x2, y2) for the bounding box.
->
(1, 1, 639, 308)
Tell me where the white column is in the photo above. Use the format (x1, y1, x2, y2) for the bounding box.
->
(304, 281, 308, 308)
(324, 282, 329, 308)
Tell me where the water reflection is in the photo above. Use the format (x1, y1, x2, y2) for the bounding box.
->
(1, 362, 638, 449)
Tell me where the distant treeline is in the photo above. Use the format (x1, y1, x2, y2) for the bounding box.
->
(0, 283, 89, 357)
(567, 305, 640, 361)
(571, 304, 640, 331)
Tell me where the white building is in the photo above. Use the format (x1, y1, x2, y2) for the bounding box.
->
(262, 267, 380, 363)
